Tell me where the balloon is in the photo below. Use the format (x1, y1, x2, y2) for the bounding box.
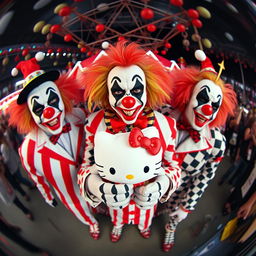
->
(33, 21, 46, 33)
(95, 24, 105, 32)
(147, 24, 156, 32)
(187, 9, 199, 19)
(192, 19, 203, 28)
(170, 0, 183, 7)
(50, 24, 61, 33)
(64, 34, 73, 42)
(176, 24, 186, 32)
(140, 8, 154, 20)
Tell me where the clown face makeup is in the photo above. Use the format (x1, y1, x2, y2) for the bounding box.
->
(107, 65, 147, 125)
(185, 79, 223, 131)
(27, 81, 65, 135)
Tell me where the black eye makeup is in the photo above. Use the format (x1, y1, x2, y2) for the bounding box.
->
(196, 88, 209, 106)
(32, 100, 44, 117)
(48, 90, 60, 108)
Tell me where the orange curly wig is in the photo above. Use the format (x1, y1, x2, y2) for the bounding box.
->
(170, 66, 237, 128)
(8, 72, 83, 134)
(79, 41, 173, 112)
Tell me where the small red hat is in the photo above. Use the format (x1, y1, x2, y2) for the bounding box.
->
(194, 50, 217, 74)
(11, 52, 60, 105)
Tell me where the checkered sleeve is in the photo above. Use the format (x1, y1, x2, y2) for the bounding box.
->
(181, 129, 226, 211)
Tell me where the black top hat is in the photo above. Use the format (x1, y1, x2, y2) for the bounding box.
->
(11, 52, 60, 105)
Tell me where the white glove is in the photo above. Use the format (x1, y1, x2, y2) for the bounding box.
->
(87, 174, 133, 209)
(134, 175, 170, 209)
(169, 206, 189, 222)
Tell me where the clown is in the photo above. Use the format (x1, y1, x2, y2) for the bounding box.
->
(78, 42, 181, 242)
(159, 50, 237, 251)
(8, 52, 100, 240)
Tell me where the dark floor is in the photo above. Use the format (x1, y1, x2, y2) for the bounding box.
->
(0, 156, 234, 256)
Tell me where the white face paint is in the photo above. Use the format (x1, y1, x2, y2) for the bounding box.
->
(185, 79, 223, 131)
(107, 65, 147, 124)
(27, 81, 65, 135)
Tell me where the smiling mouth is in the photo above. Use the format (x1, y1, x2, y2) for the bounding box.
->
(116, 105, 142, 121)
(194, 111, 209, 127)
(42, 112, 62, 130)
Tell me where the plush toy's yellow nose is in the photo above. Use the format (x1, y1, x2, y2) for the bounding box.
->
(126, 174, 134, 180)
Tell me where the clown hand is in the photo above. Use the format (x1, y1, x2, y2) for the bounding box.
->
(169, 206, 190, 222)
(87, 174, 133, 209)
(134, 175, 170, 209)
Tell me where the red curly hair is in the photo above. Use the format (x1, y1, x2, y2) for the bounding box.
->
(8, 72, 82, 134)
(170, 66, 237, 128)
(78, 41, 173, 112)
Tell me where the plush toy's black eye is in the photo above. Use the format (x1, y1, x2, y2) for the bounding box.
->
(144, 166, 149, 173)
(109, 167, 116, 175)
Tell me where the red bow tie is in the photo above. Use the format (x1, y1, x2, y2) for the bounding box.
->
(110, 113, 148, 133)
(50, 123, 71, 144)
(129, 127, 161, 155)
(177, 121, 201, 143)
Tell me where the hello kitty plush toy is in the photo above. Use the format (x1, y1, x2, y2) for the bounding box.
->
(77, 41, 181, 242)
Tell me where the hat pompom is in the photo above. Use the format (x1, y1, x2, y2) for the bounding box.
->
(195, 50, 206, 62)
(35, 52, 45, 62)
(11, 67, 18, 77)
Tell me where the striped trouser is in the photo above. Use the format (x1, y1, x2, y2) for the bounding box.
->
(108, 200, 157, 231)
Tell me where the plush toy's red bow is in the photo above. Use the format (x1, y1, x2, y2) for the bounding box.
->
(129, 127, 161, 155)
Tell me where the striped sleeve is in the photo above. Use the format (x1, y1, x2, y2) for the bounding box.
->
(19, 137, 55, 206)
(77, 110, 104, 205)
(154, 111, 181, 202)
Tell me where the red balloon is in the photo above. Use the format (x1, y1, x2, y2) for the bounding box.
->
(57, 48, 63, 53)
(161, 50, 167, 55)
(118, 36, 125, 41)
(187, 9, 199, 19)
(95, 24, 105, 32)
(170, 0, 183, 7)
(64, 34, 73, 42)
(14, 55, 20, 62)
(165, 42, 172, 48)
(192, 19, 203, 28)
(176, 24, 186, 32)
(87, 51, 92, 56)
(50, 24, 61, 33)
(47, 49, 53, 54)
(140, 8, 154, 20)
(147, 24, 156, 32)
(59, 6, 72, 17)
(22, 49, 29, 56)
(153, 50, 159, 54)
(80, 47, 87, 53)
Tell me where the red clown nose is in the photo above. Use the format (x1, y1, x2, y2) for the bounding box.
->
(201, 105, 213, 115)
(43, 107, 55, 119)
(122, 96, 136, 108)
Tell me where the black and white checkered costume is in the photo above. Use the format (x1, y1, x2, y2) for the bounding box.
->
(159, 105, 226, 212)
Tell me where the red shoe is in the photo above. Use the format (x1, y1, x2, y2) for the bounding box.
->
(110, 226, 122, 242)
(89, 223, 100, 240)
(140, 228, 151, 239)
(162, 242, 174, 252)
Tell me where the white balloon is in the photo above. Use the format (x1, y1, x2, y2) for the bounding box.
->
(102, 41, 110, 49)
(33, 0, 52, 10)
(0, 11, 14, 35)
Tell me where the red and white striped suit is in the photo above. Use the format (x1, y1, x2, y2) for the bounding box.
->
(78, 109, 181, 229)
(19, 108, 97, 226)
